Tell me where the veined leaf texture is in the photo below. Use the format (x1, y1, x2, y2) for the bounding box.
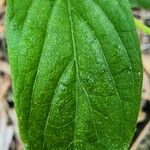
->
(6, 0, 142, 149)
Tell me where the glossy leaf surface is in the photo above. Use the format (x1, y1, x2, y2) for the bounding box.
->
(6, 0, 142, 149)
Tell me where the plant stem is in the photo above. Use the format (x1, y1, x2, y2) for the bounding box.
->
(134, 18, 150, 35)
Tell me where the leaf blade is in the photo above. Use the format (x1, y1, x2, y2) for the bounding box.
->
(6, 0, 142, 149)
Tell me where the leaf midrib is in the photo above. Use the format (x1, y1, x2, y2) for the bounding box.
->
(67, 0, 102, 148)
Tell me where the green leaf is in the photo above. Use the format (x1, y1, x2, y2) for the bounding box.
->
(129, 0, 150, 9)
(6, 0, 142, 149)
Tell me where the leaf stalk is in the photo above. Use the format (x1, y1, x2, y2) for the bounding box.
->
(134, 18, 150, 35)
